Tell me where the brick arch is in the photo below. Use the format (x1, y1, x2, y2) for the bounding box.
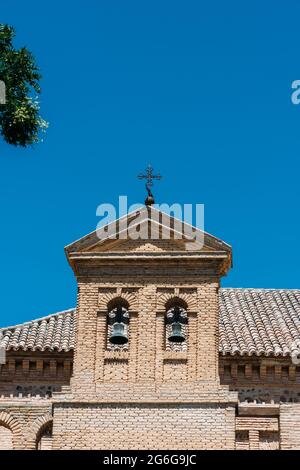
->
(157, 293, 197, 312)
(99, 291, 139, 311)
(0, 411, 22, 449)
(107, 296, 129, 312)
(31, 413, 53, 448)
(0, 410, 22, 436)
(165, 296, 188, 311)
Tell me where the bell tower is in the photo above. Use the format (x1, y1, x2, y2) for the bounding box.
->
(52, 206, 238, 450)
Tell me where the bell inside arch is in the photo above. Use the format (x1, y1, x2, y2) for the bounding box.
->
(109, 322, 128, 345)
(168, 322, 185, 343)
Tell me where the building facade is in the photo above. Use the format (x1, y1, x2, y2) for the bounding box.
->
(1, 207, 300, 450)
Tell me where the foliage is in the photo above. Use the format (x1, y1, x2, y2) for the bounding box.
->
(0, 24, 48, 147)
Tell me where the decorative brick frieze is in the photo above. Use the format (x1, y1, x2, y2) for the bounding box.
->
(220, 357, 300, 388)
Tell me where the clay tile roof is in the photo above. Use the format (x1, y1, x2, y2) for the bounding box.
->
(1, 289, 300, 357)
(219, 288, 300, 357)
(0, 309, 75, 352)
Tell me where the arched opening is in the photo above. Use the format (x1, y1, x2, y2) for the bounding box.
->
(0, 423, 13, 450)
(107, 297, 129, 312)
(165, 296, 188, 312)
(107, 297, 130, 349)
(36, 422, 53, 450)
(165, 298, 188, 352)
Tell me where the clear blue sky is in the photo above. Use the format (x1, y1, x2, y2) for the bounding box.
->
(1, 1, 300, 326)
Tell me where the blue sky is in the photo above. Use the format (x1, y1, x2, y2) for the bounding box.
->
(1, 1, 300, 326)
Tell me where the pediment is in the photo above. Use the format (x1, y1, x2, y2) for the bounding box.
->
(65, 206, 231, 256)
(84, 237, 217, 254)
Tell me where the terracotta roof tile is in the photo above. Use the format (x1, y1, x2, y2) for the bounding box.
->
(219, 288, 300, 357)
(0, 309, 75, 352)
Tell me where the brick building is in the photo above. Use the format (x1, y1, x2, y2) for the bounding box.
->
(1, 206, 300, 450)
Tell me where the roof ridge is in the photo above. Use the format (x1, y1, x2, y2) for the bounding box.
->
(0, 308, 76, 332)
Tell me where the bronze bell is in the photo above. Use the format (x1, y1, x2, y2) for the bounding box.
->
(168, 322, 185, 343)
(109, 322, 128, 345)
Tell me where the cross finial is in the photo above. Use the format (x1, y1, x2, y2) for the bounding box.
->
(138, 165, 162, 206)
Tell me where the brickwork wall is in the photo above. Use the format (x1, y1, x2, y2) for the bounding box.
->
(235, 417, 279, 450)
(0, 403, 52, 449)
(0, 425, 13, 450)
(235, 431, 249, 450)
(259, 431, 279, 450)
(53, 248, 239, 451)
(3, 353, 300, 450)
(1, 352, 299, 450)
(37, 437, 52, 450)
(39, 436, 52, 450)
(52, 403, 236, 450)
(280, 404, 300, 449)
(71, 276, 221, 394)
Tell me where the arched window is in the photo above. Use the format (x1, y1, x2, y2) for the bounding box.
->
(165, 298, 188, 352)
(36, 422, 53, 450)
(107, 298, 130, 349)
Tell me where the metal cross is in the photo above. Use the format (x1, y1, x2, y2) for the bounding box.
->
(138, 165, 162, 204)
(138, 165, 161, 188)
